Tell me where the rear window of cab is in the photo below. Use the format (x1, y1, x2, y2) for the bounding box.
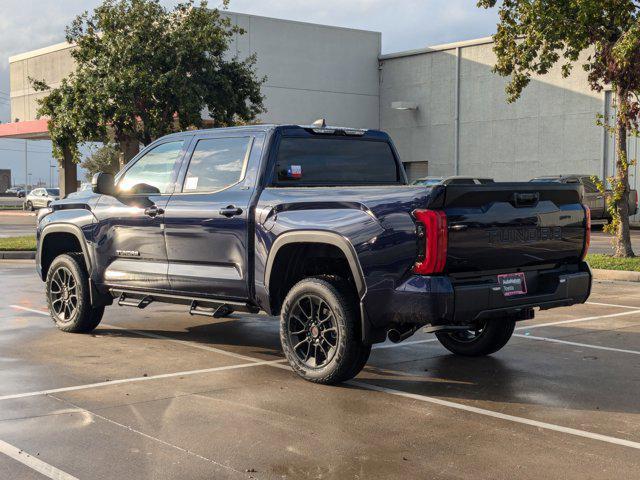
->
(272, 137, 402, 187)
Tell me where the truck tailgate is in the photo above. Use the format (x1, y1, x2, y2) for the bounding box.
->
(441, 183, 587, 274)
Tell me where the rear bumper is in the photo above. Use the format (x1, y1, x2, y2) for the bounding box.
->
(450, 263, 592, 324)
(363, 262, 592, 329)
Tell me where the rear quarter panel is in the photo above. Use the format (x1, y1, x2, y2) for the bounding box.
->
(254, 186, 432, 314)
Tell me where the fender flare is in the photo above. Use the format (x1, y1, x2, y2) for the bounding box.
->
(39, 223, 93, 279)
(264, 230, 366, 299)
(264, 231, 377, 343)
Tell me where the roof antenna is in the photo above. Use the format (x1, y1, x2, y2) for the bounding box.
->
(312, 118, 327, 128)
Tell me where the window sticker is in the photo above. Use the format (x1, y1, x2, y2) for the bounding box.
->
(287, 165, 302, 178)
(184, 176, 199, 191)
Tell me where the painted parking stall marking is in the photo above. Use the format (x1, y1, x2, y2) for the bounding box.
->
(0, 439, 79, 480)
(374, 307, 640, 350)
(7, 302, 640, 454)
(0, 359, 287, 402)
(513, 333, 640, 355)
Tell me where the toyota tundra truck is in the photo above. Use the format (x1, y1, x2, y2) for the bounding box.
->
(36, 124, 592, 384)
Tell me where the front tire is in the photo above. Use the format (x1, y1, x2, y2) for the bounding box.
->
(280, 276, 370, 385)
(435, 318, 515, 356)
(46, 253, 104, 333)
(26, 201, 33, 211)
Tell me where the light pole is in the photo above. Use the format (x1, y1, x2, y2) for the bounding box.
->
(24, 140, 28, 193)
(50, 164, 56, 188)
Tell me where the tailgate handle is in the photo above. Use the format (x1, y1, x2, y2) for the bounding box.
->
(511, 192, 539, 208)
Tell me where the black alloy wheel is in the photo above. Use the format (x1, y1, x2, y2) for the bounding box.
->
(287, 294, 339, 369)
(49, 265, 79, 322)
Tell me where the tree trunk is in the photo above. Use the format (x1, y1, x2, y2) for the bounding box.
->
(613, 89, 634, 257)
(117, 135, 140, 169)
(59, 146, 78, 198)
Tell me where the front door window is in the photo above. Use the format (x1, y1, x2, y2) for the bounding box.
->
(118, 141, 185, 195)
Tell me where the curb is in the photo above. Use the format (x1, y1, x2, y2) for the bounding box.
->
(0, 251, 36, 260)
(592, 268, 640, 283)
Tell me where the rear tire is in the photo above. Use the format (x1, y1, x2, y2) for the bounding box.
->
(46, 253, 104, 333)
(280, 276, 369, 384)
(435, 318, 515, 356)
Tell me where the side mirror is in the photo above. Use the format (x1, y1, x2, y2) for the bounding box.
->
(92, 172, 115, 196)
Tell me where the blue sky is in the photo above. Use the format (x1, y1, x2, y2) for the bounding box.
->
(0, 0, 499, 186)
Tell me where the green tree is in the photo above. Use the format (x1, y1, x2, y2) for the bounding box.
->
(34, 0, 265, 172)
(478, 0, 640, 257)
(81, 144, 121, 181)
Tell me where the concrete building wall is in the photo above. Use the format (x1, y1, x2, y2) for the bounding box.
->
(9, 44, 75, 123)
(380, 39, 606, 182)
(9, 12, 381, 129)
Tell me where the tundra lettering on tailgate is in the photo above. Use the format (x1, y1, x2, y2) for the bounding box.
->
(488, 227, 562, 245)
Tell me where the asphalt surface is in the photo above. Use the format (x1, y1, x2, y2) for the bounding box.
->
(0, 260, 639, 479)
(0, 212, 36, 238)
(0, 197, 24, 209)
(589, 227, 640, 255)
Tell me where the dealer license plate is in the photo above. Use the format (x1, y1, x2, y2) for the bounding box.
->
(497, 272, 527, 297)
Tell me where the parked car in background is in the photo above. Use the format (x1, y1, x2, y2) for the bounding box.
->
(4, 187, 24, 196)
(530, 175, 638, 220)
(24, 188, 60, 211)
(412, 176, 495, 186)
(36, 124, 591, 385)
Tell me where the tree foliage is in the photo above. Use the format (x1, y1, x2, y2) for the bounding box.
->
(81, 144, 120, 180)
(479, 0, 640, 257)
(34, 0, 265, 166)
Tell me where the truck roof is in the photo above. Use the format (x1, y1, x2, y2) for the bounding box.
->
(161, 124, 389, 140)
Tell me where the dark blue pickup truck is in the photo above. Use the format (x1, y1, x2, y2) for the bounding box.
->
(36, 124, 592, 384)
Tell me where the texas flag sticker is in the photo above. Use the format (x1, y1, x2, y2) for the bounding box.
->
(288, 165, 302, 178)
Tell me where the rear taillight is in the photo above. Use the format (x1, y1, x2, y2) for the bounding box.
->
(581, 205, 591, 261)
(412, 209, 447, 274)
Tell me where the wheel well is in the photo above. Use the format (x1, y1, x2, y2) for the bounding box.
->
(41, 232, 84, 280)
(268, 242, 358, 315)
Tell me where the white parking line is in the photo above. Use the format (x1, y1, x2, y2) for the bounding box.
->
(8, 303, 640, 452)
(0, 439, 79, 480)
(513, 334, 640, 355)
(586, 301, 640, 310)
(373, 309, 640, 350)
(516, 309, 640, 330)
(9, 305, 277, 364)
(47, 395, 247, 477)
(349, 381, 640, 451)
(0, 359, 286, 402)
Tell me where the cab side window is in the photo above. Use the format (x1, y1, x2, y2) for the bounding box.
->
(182, 137, 252, 193)
(118, 141, 185, 195)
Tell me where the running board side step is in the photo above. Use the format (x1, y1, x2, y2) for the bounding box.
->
(118, 293, 153, 309)
(111, 289, 260, 317)
(189, 301, 235, 318)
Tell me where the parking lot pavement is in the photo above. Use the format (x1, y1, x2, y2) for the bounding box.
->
(0, 197, 24, 209)
(1, 260, 640, 479)
(0, 212, 36, 238)
(590, 228, 640, 254)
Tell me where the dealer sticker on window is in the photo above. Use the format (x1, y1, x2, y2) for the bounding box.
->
(497, 272, 527, 297)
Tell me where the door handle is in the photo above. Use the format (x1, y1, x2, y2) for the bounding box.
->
(144, 205, 165, 217)
(219, 205, 243, 218)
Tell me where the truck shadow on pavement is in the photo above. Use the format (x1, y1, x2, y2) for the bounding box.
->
(92, 315, 639, 416)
